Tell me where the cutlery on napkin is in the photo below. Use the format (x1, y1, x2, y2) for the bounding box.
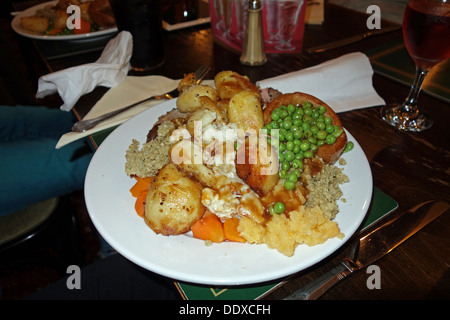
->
(55, 75, 180, 148)
(36, 31, 133, 112)
(257, 52, 385, 113)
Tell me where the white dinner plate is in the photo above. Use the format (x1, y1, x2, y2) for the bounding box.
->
(11, 1, 117, 41)
(84, 99, 373, 286)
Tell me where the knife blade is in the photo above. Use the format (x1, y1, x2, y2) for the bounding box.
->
(306, 26, 401, 53)
(283, 200, 449, 300)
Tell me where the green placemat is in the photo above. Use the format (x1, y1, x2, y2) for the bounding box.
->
(367, 39, 450, 103)
(176, 187, 398, 300)
(89, 126, 117, 149)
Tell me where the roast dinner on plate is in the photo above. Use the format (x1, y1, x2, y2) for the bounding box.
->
(124, 71, 354, 257)
(19, 0, 115, 36)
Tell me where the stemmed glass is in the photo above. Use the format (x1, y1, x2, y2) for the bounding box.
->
(275, 0, 304, 51)
(380, 0, 450, 132)
(265, 0, 280, 44)
(214, 0, 233, 39)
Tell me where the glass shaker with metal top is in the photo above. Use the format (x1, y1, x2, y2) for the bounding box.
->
(240, 0, 266, 66)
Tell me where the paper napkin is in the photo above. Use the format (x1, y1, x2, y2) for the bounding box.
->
(256, 52, 385, 113)
(36, 31, 133, 111)
(55, 75, 180, 149)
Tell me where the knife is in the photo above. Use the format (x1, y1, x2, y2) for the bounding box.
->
(306, 26, 401, 53)
(283, 200, 449, 300)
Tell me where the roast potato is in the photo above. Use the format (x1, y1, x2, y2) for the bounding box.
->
(235, 136, 279, 196)
(263, 92, 347, 164)
(144, 163, 204, 235)
(228, 90, 264, 133)
(176, 85, 218, 113)
(20, 16, 50, 33)
(177, 72, 197, 92)
(214, 71, 259, 100)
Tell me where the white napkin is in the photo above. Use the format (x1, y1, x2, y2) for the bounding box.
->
(256, 52, 385, 113)
(55, 75, 179, 149)
(36, 31, 133, 111)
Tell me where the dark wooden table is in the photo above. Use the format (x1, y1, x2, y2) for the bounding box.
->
(17, 2, 450, 299)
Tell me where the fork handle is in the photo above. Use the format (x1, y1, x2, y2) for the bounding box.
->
(283, 262, 354, 300)
(71, 95, 164, 132)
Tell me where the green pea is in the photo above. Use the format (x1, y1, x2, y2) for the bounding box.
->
(317, 130, 327, 140)
(308, 136, 317, 145)
(271, 112, 280, 121)
(303, 115, 313, 124)
(301, 122, 310, 131)
(311, 109, 319, 119)
(292, 159, 303, 169)
(282, 160, 290, 171)
(294, 129, 303, 140)
(302, 102, 312, 108)
(291, 168, 302, 178)
(287, 172, 298, 183)
(300, 140, 310, 151)
(285, 151, 295, 162)
(284, 180, 296, 190)
(279, 169, 287, 179)
(287, 104, 296, 114)
(304, 150, 314, 158)
(279, 109, 288, 119)
(293, 118, 302, 127)
(326, 124, 335, 133)
(324, 117, 332, 125)
(274, 202, 286, 214)
(270, 121, 280, 129)
(269, 205, 277, 215)
(283, 119, 293, 130)
(333, 128, 343, 138)
(293, 145, 301, 154)
(285, 132, 294, 141)
(343, 141, 354, 153)
(326, 134, 336, 144)
(318, 105, 326, 114)
(279, 142, 286, 152)
(294, 108, 304, 117)
(304, 129, 312, 137)
(286, 141, 294, 151)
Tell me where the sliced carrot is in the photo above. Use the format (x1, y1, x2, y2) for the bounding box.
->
(223, 217, 246, 243)
(47, 28, 63, 35)
(134, 190, 148, 217)
(191, 214, 225, 243)
(73, 19, 91, 34)
(130, 177, 152, 197)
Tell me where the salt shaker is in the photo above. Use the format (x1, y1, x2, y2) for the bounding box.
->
(240, 0, 266, 66)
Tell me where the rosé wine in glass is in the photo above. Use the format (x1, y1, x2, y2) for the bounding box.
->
(381, 0, 450, 132)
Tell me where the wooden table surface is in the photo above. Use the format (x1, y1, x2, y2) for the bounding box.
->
(20, 2, 450, 299)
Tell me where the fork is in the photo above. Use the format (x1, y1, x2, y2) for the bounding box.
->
(71, 64, 210, 133)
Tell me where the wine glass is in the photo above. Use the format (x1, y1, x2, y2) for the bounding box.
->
(214, 0, 233, 39)
(275, 0, 304, 51)
(264, 0, 280, 44)
(380, 0, 450, 132)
